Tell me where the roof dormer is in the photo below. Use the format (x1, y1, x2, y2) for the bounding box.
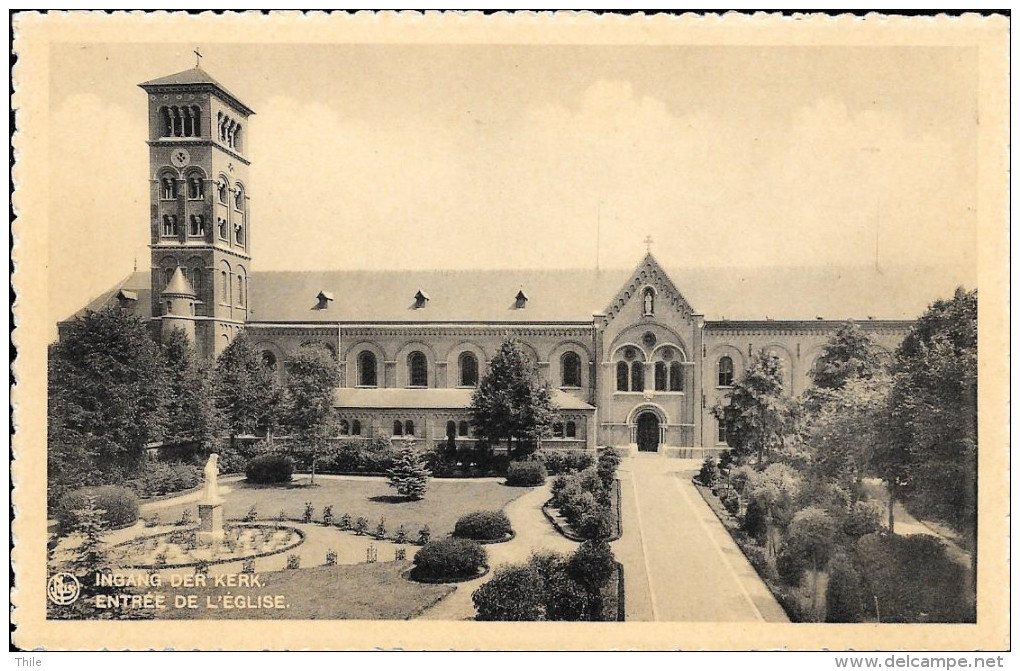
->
(514, 289, 528, 309)
(414, 289, 429, 309)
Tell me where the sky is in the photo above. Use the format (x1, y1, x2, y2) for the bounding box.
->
(47, 43, 978, 327)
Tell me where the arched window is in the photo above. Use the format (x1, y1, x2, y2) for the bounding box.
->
(187, 175, 204, 199)
(358, 351, 378, 387)
(339, 420, 350, 436)
(160, 176, 177, 200)
(234, 185, 245, 211)
(458, 421, 469, 437)
(216, 178, 228, 204)
(718, 356, 734, 387)
(561, 351, 582, 388)
(631, 361, 645, 392)
(404, 420, 415, 436)
(553, 423, 564, 438)
(718, 420, 727, 445)
(164, 267, 175, 287)
(217, 217, 228, 240)
(643, 287, 655, 316)
(408, 351, 428, 387)
(162, 215, 178, 237)
(261, 351, 277, 370)
(235, 222, 244, 245)
(565, 421, 577, 438)
(351, 420, 361, 436)
(616, 361, 629, 392)
(654, 361, 667, 391)
(458, 351, 479, 387)
(220, 270, 228, 298)
(446, 421, 456, 438)
(237, 273, 245, 305)
(188, 214, 204, 237)
(669, 361, 683, 392)
(392, 420, 403, 436)
(191, 268, 202, 294)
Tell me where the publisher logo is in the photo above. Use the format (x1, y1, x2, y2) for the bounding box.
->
(47, 573, 81, 605)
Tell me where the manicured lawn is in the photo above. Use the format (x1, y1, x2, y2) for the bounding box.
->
(153, 476, 529, 538)
(157, 561, 454, 620)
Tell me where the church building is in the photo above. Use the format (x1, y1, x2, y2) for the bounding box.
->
(61, 65, 920, 457)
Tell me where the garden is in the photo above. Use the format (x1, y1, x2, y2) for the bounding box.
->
(702, 294, 978, 623)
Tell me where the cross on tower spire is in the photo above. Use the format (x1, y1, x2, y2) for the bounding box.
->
(644, 235, 654, 253)
(193, 47, 203, 67)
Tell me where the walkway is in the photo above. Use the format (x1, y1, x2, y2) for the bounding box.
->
(417, 482, 577, 621)
(612, 454, 788, 622)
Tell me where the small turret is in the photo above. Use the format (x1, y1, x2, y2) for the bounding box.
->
(161, 267, 197, 342)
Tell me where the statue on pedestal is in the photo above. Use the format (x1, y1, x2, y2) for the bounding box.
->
(202, 453, 221, 503)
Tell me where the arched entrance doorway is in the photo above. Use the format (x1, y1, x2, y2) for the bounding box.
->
(636, 412, 660, 452)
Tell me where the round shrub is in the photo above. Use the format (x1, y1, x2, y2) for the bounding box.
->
(412, 538, 487, 581)
(472, 564, 544, 621)
(577, 506, 613, 540)
(453, 510, 513, 541)
(506, 460, 547, 487)
(245, 453, 294, 484)
(698, 456, 718, 487)
(57, 485, 139, 533)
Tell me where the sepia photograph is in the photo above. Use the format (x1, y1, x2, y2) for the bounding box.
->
(11, 11, 1010, 652)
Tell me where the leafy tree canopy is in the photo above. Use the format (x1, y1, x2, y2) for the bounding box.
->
(48, 308, 169, 500)
(470, 336, 556, 458)
(213, 332, 285, 440)
(712, 349, 796, 465)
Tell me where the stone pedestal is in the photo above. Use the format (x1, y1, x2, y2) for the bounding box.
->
(197, 502, 224, 544)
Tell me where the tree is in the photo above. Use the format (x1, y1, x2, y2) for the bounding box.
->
(48, 308, 169, 504)
(283, 344, 340, 485)
(783, 506, 838, 617)
(885, 287, 977, 603)
(470, 336, 556, 459)
(712, 349, 795, 466)
(161, 328, 221, 455)
(746, 463, 802, 557)
(213, 332, 285, 448)
(387, 446, 432, 500)
(809, 320, 885, 392)
(566, 540, 617, 621)
(801, 374, 890, 500)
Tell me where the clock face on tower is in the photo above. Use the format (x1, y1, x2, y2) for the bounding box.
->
(171, 148, 191, 168)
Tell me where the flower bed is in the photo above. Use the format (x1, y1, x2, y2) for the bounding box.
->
(108, 523, 305, 570)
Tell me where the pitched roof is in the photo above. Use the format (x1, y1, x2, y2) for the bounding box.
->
(138, 66, 254, 115)
(161, 267, 195, 296)
(62, 262, 975, 328)
(247, 264, 974, 323)
(333, 387, 594, 411)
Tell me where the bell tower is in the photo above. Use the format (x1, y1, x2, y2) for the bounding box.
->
(139, 61, 255, 358)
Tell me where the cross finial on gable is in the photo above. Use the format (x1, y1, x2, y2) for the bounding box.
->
(643, 235, 654, 253)
(194, 47, 203, 67)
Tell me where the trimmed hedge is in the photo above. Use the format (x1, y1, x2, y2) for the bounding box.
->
(56, 485, 139, 534)
(539, 450, 595, 475)
(131, 460, 201, 498)
(245, 453, 295, 484)
(453, 511, 513, 541)
(412, 538, 487, 582)
(506, 460, 547, 487)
